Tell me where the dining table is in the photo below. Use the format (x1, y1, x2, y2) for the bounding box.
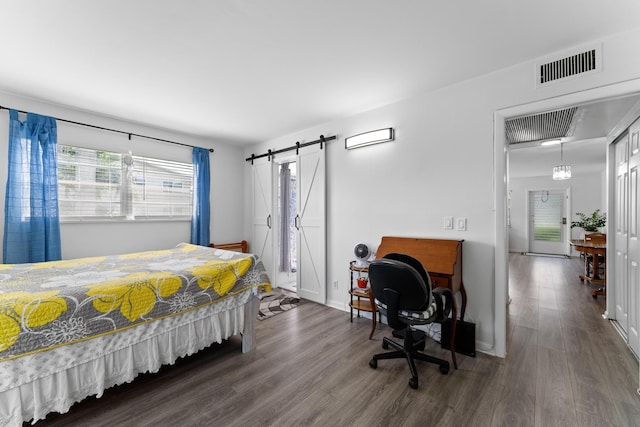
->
(569, 239, 606, 298)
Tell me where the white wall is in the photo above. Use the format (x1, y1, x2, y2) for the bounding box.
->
(509, 172, 605, 254)
(244, 28, 640, 354)
(0, 91, 245, 259)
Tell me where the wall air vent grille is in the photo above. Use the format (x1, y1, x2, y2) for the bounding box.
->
(537, 47, 600, 86)
(505, 107, 578, 144)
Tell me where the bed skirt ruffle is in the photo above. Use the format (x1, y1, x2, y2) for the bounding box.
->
(0, 291, 254, 426)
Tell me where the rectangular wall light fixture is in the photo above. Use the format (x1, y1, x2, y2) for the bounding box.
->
(345, 127, 394, 149)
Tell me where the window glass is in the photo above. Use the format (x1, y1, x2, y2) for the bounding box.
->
(533, 191, 563, 241)
(57, 145, 192, 221)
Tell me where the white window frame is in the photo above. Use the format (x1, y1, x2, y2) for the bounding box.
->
(57, 145, 193, 222)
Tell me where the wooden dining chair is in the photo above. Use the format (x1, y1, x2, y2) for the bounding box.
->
(584, 232, 606, 243)
(584, 233, 606, 277)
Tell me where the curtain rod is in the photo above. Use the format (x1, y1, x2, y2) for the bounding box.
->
(245, 134, 336, 164)
(0, 105, 214, 153)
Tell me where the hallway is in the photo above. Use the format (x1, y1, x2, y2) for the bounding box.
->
(507, 253, 639, 425)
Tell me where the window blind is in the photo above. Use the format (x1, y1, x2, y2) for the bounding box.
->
(57, 145, 192, 221)
(533, 191, 563, 241)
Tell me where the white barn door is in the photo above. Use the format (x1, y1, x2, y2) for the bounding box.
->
(295, 145, 326, 304)
(252, 159, 275, 281)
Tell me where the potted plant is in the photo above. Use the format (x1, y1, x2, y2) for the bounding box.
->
(571, 209, 606, 232)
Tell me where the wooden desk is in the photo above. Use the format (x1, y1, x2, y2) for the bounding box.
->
(376, 237, 466, 317)
(375, 236, 465, 368)
(569, 239, 606, 298)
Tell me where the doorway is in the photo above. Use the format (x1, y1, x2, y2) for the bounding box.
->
(495, 81, 640, 359)
(276, 160, 297, 292)
(251, 144, 327, 305)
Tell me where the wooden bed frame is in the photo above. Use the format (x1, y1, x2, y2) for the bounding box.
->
(210, 240, 249, 253)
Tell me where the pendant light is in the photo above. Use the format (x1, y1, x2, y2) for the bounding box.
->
(552, 143, 571, 180)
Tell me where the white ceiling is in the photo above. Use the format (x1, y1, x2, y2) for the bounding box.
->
(1, 1, 640, 145)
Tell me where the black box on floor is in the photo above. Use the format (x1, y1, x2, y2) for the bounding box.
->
(441, 318, 476, 357)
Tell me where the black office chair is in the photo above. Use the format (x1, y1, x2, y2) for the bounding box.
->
(368, 253, 453, 389)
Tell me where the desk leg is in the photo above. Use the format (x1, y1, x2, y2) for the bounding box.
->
(459, 284, 468, 322)
(449, 302, 458, 370)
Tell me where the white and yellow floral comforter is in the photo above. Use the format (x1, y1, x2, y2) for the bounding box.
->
(0, 243, 271, 362)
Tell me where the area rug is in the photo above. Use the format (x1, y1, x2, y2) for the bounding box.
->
(257, 288, 301, 320)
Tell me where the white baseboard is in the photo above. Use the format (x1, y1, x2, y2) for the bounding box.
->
(326, 299, 348, 313)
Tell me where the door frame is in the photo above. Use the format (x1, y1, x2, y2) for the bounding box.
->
(494, 79, 640, 359)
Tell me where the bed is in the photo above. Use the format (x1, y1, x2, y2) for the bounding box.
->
(0, 242, 270, 426)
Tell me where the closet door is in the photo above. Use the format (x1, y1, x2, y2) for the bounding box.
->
(628, 123, 640, 357)
(252, 159, 275, 281)
(295, 145, 326, 304)
(614, 120, 640, 359)
(615, 133, 629, 335)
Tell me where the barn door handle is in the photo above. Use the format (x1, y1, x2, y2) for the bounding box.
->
(267, 214, 272, 229)
(294, 214, 300, 230)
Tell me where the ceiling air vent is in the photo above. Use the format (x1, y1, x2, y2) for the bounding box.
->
(537, 45, 601, 87)
(505, 107, 578, 144)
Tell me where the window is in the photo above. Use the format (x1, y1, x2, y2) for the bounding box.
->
(57, 145, 192, 221)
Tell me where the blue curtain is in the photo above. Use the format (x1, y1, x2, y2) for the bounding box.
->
(190, 147, 210, 246)
(3, 110, 61, 263)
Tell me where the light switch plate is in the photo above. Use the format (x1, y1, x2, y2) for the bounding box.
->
(456, 217, 467, 231)
(444, 216, 454, 230)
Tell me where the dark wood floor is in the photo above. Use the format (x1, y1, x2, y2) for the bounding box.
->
(32, 254, 640, 426)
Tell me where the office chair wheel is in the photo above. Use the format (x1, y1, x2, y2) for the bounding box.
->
(369, 358, 377, 369)
(382, 341, 389, 350)
(439, 364, 449, 375)
(409, 377, 419, 389)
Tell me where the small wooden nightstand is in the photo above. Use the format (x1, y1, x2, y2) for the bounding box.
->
(348, 261, 379, 339)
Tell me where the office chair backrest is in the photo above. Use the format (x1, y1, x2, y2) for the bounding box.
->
(382, 252, 431, 287)
(369, 257, 432, 331)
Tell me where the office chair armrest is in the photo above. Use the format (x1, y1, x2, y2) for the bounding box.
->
(431, 287, 453, 322)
